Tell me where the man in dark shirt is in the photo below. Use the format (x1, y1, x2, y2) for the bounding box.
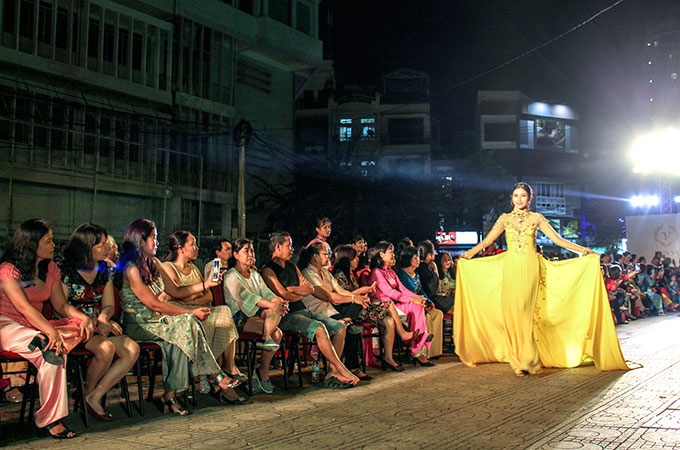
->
(261, 232, 359, 387)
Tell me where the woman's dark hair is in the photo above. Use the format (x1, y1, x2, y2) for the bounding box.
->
(417, 240, 435, 260)
(62, 223, 108, 271)
(646, 264, 655, 275)
(398, 246, 419, 269)
(163, 231, 192, 262)
(332, 245, 357, 282)
(369, 241, 394, 270)
(228, 237, 253, 269)
(513, 182, 533, 199)
(397, 237, 413, 254)
(350, 235, 365, 245)
(115, 218, 159, 286)
(0, 219, 52, 282)
(298, 242, 324, 270)
(435, 252, 454, 280)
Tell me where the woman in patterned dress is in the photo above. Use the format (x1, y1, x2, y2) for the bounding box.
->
(160, 231, 241, 380)
(61, 223, 140, 421)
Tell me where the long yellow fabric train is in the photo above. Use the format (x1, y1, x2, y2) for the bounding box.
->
(454, 210, 629, 373)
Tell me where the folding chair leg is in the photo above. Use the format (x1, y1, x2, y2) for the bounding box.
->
(135, 359, 144, 416)
(120, 377, 132, 417)
(280, 340, 289, 390)
(245, 341, 254, 396)
(75, 360, 89, 428)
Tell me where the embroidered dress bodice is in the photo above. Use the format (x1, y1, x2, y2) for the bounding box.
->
(496, 208, 547, 255)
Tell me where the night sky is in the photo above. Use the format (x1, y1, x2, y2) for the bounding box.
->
(327, 0, 680, 164)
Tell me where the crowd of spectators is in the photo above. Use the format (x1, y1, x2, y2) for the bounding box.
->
(600, 250, 680, 325)
(0, 216, 455, 439)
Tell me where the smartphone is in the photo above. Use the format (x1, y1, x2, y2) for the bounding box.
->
(211, 258, 221, 282)
(635, 263, 640, 271)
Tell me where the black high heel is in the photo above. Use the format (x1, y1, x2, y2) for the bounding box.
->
(414, 358, 435, 367)
(163, 395, 191, 416)
(28, 334, 64, 366)
(37, 421, 78, 439)
(381, 360, 406, 371)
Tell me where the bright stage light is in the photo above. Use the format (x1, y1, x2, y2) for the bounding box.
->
(646, 195, 659, 206)
(631, 128, 680, 174)
(674, 196, 680, 203)
(630, 195, 645, 207)
(630, 194, 660, 207)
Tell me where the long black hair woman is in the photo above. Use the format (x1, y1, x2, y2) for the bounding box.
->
(456, 182, 628, 376)
(0, 219, 94, 439)
(115, 219, 242, 415)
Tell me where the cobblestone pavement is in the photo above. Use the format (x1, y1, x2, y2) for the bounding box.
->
(2, 314, 680, 449)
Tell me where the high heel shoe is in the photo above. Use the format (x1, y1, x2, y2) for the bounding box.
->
(212, 374, 248, 404)
(381, 360, 406, 371)
(86, 401, 116, 422)
(402, 329, 422, 345)
(413, 358, 435, 367)
(37, 421, 79, 439)
(28, 334, 64, 366)
(163, 396, 191, 416)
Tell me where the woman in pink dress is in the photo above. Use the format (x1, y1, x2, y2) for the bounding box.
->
(368, 241, 433, 369)
(0, 219, 94, 439)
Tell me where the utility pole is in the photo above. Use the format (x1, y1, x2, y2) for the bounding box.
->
(234, 119, 253, 238)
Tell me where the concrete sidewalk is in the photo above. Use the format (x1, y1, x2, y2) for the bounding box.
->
(2, 314, 679, 449)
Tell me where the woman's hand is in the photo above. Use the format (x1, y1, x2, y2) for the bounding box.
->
(411, 295, 426, 305)
(79, 316, 95, 342)
(460, 251, 474, 260)
(44, 325, 66, 355)
(203, 273, 223, 290)
(582, 248, 597, 256)
(98, 317, 123, 337)
(191, 307, 211, 320)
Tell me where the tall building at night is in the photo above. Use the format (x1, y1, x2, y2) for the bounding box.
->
(0, 0, 323, 241)
(476, 90, 588, 247)
(296, 66, 436, 176)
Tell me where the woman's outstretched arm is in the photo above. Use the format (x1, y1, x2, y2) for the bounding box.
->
(538, 216, 596, 255)
(461, 220, 505, 259)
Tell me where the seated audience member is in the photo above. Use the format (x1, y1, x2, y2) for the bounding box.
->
(104, 234, 119, 267)
(369, 241, 433, 367)
(61, 223, 140, 421)
(301, 243, 375, 380)
(350, 235, 368, 261)
(637, 264, 664, 315)
(116, 219, 242, 416)
(161, 232, 241, 381)
(332, 245, 419, 372)
(0, 219, 93, 439)
(416, 240, 454, 315)
(397, 246, 442, 363)
(397, 237, 414, 255)
(224, 238, 286, 394)
(605, 265, 634, 324)
(203, 238, 232, 280)
(434, 252, 456, 311)
(261, 232, 359, 387)
(307, 217, 333, 264)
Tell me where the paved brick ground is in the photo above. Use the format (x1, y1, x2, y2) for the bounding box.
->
(1, 314, 679, 449)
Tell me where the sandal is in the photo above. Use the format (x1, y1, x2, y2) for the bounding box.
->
(38, 421, 78, 439)
(212, 374, 247, 404)
(3, 386, 22, 404)
(28, 334, 64, 366)
(351, 368, 373, 381)
(256, 337, 280, 352)
(162, 395, 191, 416)
(322, 376, 353, 389)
